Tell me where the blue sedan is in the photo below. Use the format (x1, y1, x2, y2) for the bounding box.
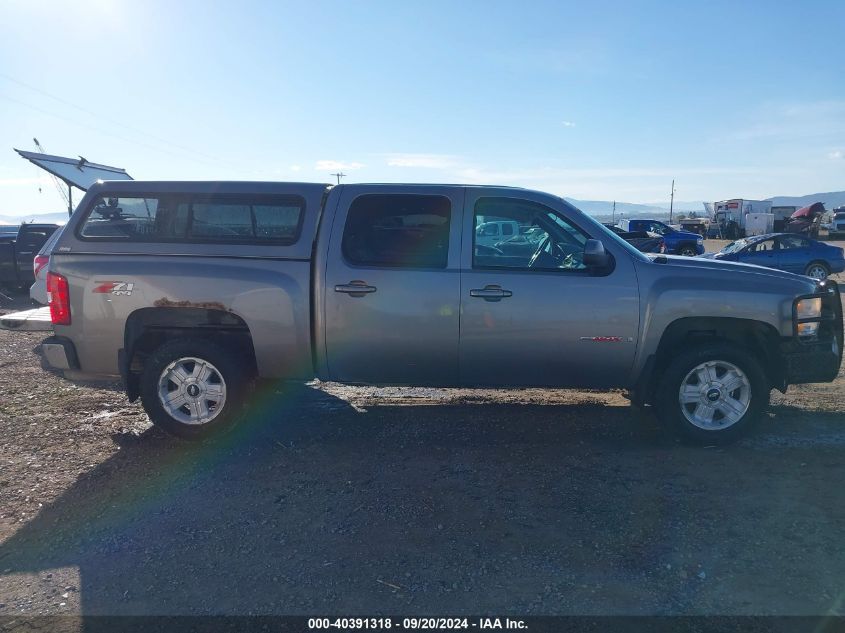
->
(700, 233, 845, 280)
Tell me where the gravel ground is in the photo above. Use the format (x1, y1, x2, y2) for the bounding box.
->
(1, 251, 844, 617)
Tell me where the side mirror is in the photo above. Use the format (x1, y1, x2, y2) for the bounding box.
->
(583, 239, 609, 268)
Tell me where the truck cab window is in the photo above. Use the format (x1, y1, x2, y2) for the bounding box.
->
(341, 194, 451, 268)
(473, 197, 588, 271)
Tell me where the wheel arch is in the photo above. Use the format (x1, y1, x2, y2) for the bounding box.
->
(122, 307, 257, 402)
(636, 316, 782, 406)
(804, 259, 830, 275)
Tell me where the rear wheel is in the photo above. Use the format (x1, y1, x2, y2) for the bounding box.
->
(139, 338, 249, 439)
(654, 343, 769, 445)
(804, 261, 830, 280)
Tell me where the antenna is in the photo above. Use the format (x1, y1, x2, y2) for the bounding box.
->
(331, 172, 346, 185)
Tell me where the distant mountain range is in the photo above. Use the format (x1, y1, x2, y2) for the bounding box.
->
(767, 191, 845, 209)
(3, 191, 843, 227)
(0, 211, 70, 225)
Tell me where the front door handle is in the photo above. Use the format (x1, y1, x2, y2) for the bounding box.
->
(470, 285, 512, 301)
(334, 280, 377, 297)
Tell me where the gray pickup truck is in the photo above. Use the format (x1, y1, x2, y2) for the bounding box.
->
(41, 181, 842, 444)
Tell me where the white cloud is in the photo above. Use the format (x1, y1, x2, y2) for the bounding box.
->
(386, 153, 460, 169)
(561, 121, 576, 128)
(289, 164, 302, 172)
(315, 160, 364, 171)
(829, 150, 843, 160)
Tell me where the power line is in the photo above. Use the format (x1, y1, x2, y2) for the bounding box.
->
(0, 73, 226, 166)
(0, 92, 223, 167)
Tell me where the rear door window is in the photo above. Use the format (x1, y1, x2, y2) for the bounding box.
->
(778, 235, 810, 250)
(341, 194, 451, 268)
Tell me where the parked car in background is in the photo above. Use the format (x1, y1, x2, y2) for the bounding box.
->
(475, 220, 521, 248)
(603, 224, 665, 253)
(700, 233, 845, 280)
(829, 208, 845, 239)
(29, 226, 64, 304)
(616, 219, 704, 256)
(784, 203, 825, 239)
(0, 222, 60, 289)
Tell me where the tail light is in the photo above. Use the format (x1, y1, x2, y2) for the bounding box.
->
(659, 239, 666, 254)
(47, 272, 71, 325)
(33, 254, 49, 278)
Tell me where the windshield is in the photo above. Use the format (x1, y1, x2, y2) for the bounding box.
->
(721, 239, 749, 254)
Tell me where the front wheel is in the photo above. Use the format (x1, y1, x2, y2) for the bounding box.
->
(654, 344, 769, 445)
(139, 338, 249, 439)
(678, 244, 697, 257)
(804, 261, 830, 280)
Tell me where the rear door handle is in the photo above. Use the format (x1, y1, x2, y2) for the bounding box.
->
(334, 280, 377, 297)
(470, 285, 512, 301)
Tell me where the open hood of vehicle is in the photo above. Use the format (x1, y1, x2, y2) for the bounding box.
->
(791, 202, 825, 219)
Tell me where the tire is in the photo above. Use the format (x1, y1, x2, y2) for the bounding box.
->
(678, 244, 697, 257)
(139, 338, 249, 439)
(804, 261, 830, 280)
(654, 343, 769, 445)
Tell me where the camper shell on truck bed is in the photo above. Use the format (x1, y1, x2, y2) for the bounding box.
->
(42, 180, 843, 445)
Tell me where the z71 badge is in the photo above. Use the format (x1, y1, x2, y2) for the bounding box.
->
(93, 281, 135, 296)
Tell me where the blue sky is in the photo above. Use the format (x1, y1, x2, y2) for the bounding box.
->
(1, 0, 844, 215)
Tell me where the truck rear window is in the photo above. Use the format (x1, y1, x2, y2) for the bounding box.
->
(78, 194, 304, 244)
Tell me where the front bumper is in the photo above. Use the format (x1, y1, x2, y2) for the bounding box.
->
(41, 336, 80, 371)
(780, 336, 841, 384)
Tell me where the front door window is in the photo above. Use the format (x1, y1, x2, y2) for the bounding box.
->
(473, 198, 588, 271)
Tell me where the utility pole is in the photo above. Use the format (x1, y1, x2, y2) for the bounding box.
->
(669, 179, 675, 224)
(332, 172, 346, 185)
(612, 200, 616, 224)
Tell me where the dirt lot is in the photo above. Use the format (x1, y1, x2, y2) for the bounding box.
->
(1, 260, 844, 617)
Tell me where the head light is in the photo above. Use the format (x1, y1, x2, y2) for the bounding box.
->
(795, 297, 822, 320)
(797, 322, 820, 338)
